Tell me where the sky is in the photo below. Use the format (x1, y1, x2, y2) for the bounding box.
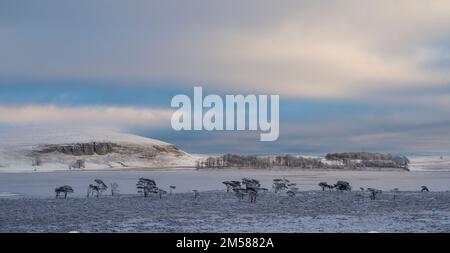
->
(0, 0, 450, 155)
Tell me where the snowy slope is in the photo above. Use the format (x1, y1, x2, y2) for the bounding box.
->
(0, 128, 198, 172)
(408, 155, 450, 171)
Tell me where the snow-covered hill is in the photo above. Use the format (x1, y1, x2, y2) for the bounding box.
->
(0, 128, 198, 172)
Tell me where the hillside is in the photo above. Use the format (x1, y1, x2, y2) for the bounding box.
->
(0, 128, 197, 172)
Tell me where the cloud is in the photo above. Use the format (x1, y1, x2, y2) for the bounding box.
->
(1, 1, 450, 153)
(1, 0, 449, 99)
(0, 105, 172, 129)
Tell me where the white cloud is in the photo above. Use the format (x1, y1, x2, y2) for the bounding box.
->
(0, 105, 172, 128)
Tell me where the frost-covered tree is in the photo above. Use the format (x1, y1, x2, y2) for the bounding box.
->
(272, 178, 289, 193)
(390, 188, 399, 200)
(233, 188, 246, 201)
(368, 188, 382, 200)
(32, 156, 42, 167)
(318, 182, 329, 191)
(169, 185, 176, 194)
(286, 190, 296, 197)
(110, 182, 119, 196)
(421, 186, 429, 192)
(69, 159, 85, 170)
(136, 178, 166, 199)
(248, 188, 258, 202)
(87, 179, 108, 198)
(157, 188, 167, 199)
(55, 185, 74, 199)
(193, 190, 200, 199)
(334, 181, 352, 191)
(136, 178, 156, 197)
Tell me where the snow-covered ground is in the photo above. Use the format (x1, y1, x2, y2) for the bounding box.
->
(408, 155, 450, 171)
(2, 169, 448, 232)
(1, 191, 450, 232)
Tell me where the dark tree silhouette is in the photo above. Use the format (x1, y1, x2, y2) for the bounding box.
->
(55, 185, 74, 199)
(318, 182, 329, 191)
(368, 188, 382, 200)
(421, 186, 429, 192)
(32, 156, 42, 167)
(136, 178, 156, 197)
(334, 181, 352, 191)
(193, 190, 200, 199)
(233, 188, 246, 201)
(87, 179, 108, 198)
(273, 178, 289, 193)
(390, 188, 399, 200)
(286, 190, 296, 197)
(169, 185, 176, 194)
(110, 182, 119, 196)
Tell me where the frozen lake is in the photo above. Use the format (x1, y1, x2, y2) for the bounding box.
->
(1, 169, 450, 197)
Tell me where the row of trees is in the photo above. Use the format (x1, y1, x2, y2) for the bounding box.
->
(54, 179, 119, 199)
(197, 152, 410, 169)
(197, 154, 326, 169)
(222, 177, 304, 202)
(223, 178, 267, 202)
(54, 179, 431, 201)
(325, 152, 410, 168)
(318, 181, 352, 192)
(55, 178, 178, 199)
(31, 156, 86, 170)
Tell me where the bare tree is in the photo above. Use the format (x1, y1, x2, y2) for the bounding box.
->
(32, 156, 42, 167)
(169, 185, 176, 194)
(157, 188, 167, 199)
(193, 190, 200, 199)
(233, 188, 246, 201)
(110, 182, 119, 196)
(69, 159, 85, 170)
(87, 179, 108, 198)
(273, 178, 289, 193)
(55, 185, 74, 199)
(136, 178, 156, 197)
(368, 188, 382, 200)
(390, 188, 399, 200)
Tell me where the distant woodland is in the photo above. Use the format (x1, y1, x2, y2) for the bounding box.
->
(196, 152, 410, 170)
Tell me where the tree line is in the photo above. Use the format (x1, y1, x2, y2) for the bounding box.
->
(196, 152, 410, 169)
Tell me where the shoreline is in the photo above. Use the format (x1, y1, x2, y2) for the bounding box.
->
(0, 166, 411, 174)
